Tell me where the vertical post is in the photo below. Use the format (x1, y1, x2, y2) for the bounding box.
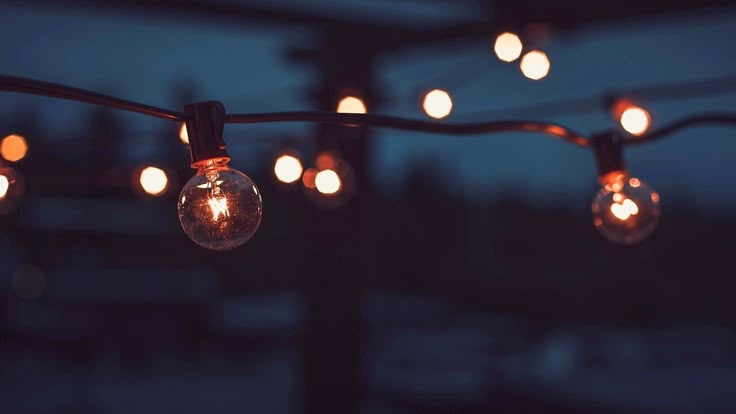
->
(298, 35, 377, 414)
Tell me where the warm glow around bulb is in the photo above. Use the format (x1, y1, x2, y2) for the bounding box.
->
(139, 166, 169, 196)
(0, 175, 9, 199)
(1, 134, 28, 162)
(179, 123, 189, 144)
(422, 89, 453, 119)
(620, 107, 651, 136)
(274, 155, 303, 184)
(315, 169, 341, 195)
(520, 51, 550, 80)
(494, 32, 523, 62)
(337, 96, 367, 114)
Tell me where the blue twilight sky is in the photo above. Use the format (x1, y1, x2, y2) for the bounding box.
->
(1, 4, 735, 212)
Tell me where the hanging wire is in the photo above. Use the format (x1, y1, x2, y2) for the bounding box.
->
(2, 74, 736, 150)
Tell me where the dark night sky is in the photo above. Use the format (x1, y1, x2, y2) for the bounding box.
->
(1, 4, 735, 211)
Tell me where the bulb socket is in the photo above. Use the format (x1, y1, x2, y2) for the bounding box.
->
(184, 101, 230, 169)
(591, 131, 626, 184)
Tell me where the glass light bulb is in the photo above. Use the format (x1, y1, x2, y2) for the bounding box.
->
(178, 159, 262, 251)
(591, 174, 660, 245)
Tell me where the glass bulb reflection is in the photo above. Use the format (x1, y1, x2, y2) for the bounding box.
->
(178, 159, 262, 251)
(591, 174, 660, 245)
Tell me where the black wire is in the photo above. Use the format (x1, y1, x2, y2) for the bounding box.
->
(226, 111, 591, 147)
(0, 75, 185, 122)
(626, 113, 736, 146)
(3, 74, 736, 150)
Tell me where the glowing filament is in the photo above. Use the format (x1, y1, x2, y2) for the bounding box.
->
(208, 194, 230, 221)
(611, 198, 640, 221)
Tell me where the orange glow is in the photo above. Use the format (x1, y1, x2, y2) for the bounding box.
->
(520, 51, 550, 80)
(651, 192, 660, 203)
(0, 174, 9, 199)
(629, 177, 641, 188)
(337, 96, 367, 114)
(302, 168, 318, 189)
(612, 193, 624, 203)
(208, 194, 230, 221)
(139, 166, 169, 196)
(274, 154, 303, 184)
(494, 32, 523, 62)
(179, 123, 189, 144)
(620, 107, 651, 136)
(422, 89, 453, 119)
(315, 169, 341, 195)
(611, 198, 640, 221)
(316, 153, 337, 171)
(1, 134, 28, 162)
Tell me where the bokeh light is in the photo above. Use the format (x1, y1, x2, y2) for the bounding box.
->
(520, 50, 550, 80)
(494, 32, 523, 62)
(315, 169, 342, 195)
(620, 107, 652, 136)
(179, 122, 189, 144)
(337, 96, 367, 114)
(1, 134, 28, 162)
(302, 168, 318, 189)
(139, 166, 169, 196)
(274, 154, 304, 184)
(422, 89, 453, 119)
(0, 175, 9, 199)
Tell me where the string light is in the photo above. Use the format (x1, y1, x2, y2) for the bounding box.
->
(520, 50, 550, 80)
(592, 173, 660, 244)
(620, 107, 652, 136)
(315, 169, 342, 195)
(274, 154, 304, 184)
(493, 32, 523, 62)
(2, 75, 736, 248)
(0, 174, 10, 199)
(177, 102, 262, 251)
(138, 166, 169, 196)
(337, 96, 367, 114)
(422, 89, 453, 119)
(1, 134, 28, 162)
(611, 99, 652, 136)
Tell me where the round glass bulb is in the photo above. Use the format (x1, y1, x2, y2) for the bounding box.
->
(591, 174, 660, 245)
(178, 159, 262, 251)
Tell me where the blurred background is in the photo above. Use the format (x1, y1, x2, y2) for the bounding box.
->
(1, 1, 736, 413)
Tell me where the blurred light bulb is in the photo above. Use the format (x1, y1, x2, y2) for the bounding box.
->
(179, 123, 189, 144)
(620, 107, 651, 136)
(591, 173, 660, 245)
(520, 50, 550, 80)
(422, 89, 453, 119)
(302, 168, 318, 189)
(274, 154, 303, 184)
(139, 166, 169, 196)
(494, 32, 523, 62)
(0, 175, 9, 199)
(1, 134, 28, 162)
(315, 169, 341, 195)
(178, 159, 262, 251)
(337, 96, 367, 114)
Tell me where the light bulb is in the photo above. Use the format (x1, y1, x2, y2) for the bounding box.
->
(591, 173, 660, 245)
(520, 50, 550, 80)
(178, 159, 262, 251)
(494, 32, 523, 62)
(274, 154, 303, 184)
(422, 89, 453, 119)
